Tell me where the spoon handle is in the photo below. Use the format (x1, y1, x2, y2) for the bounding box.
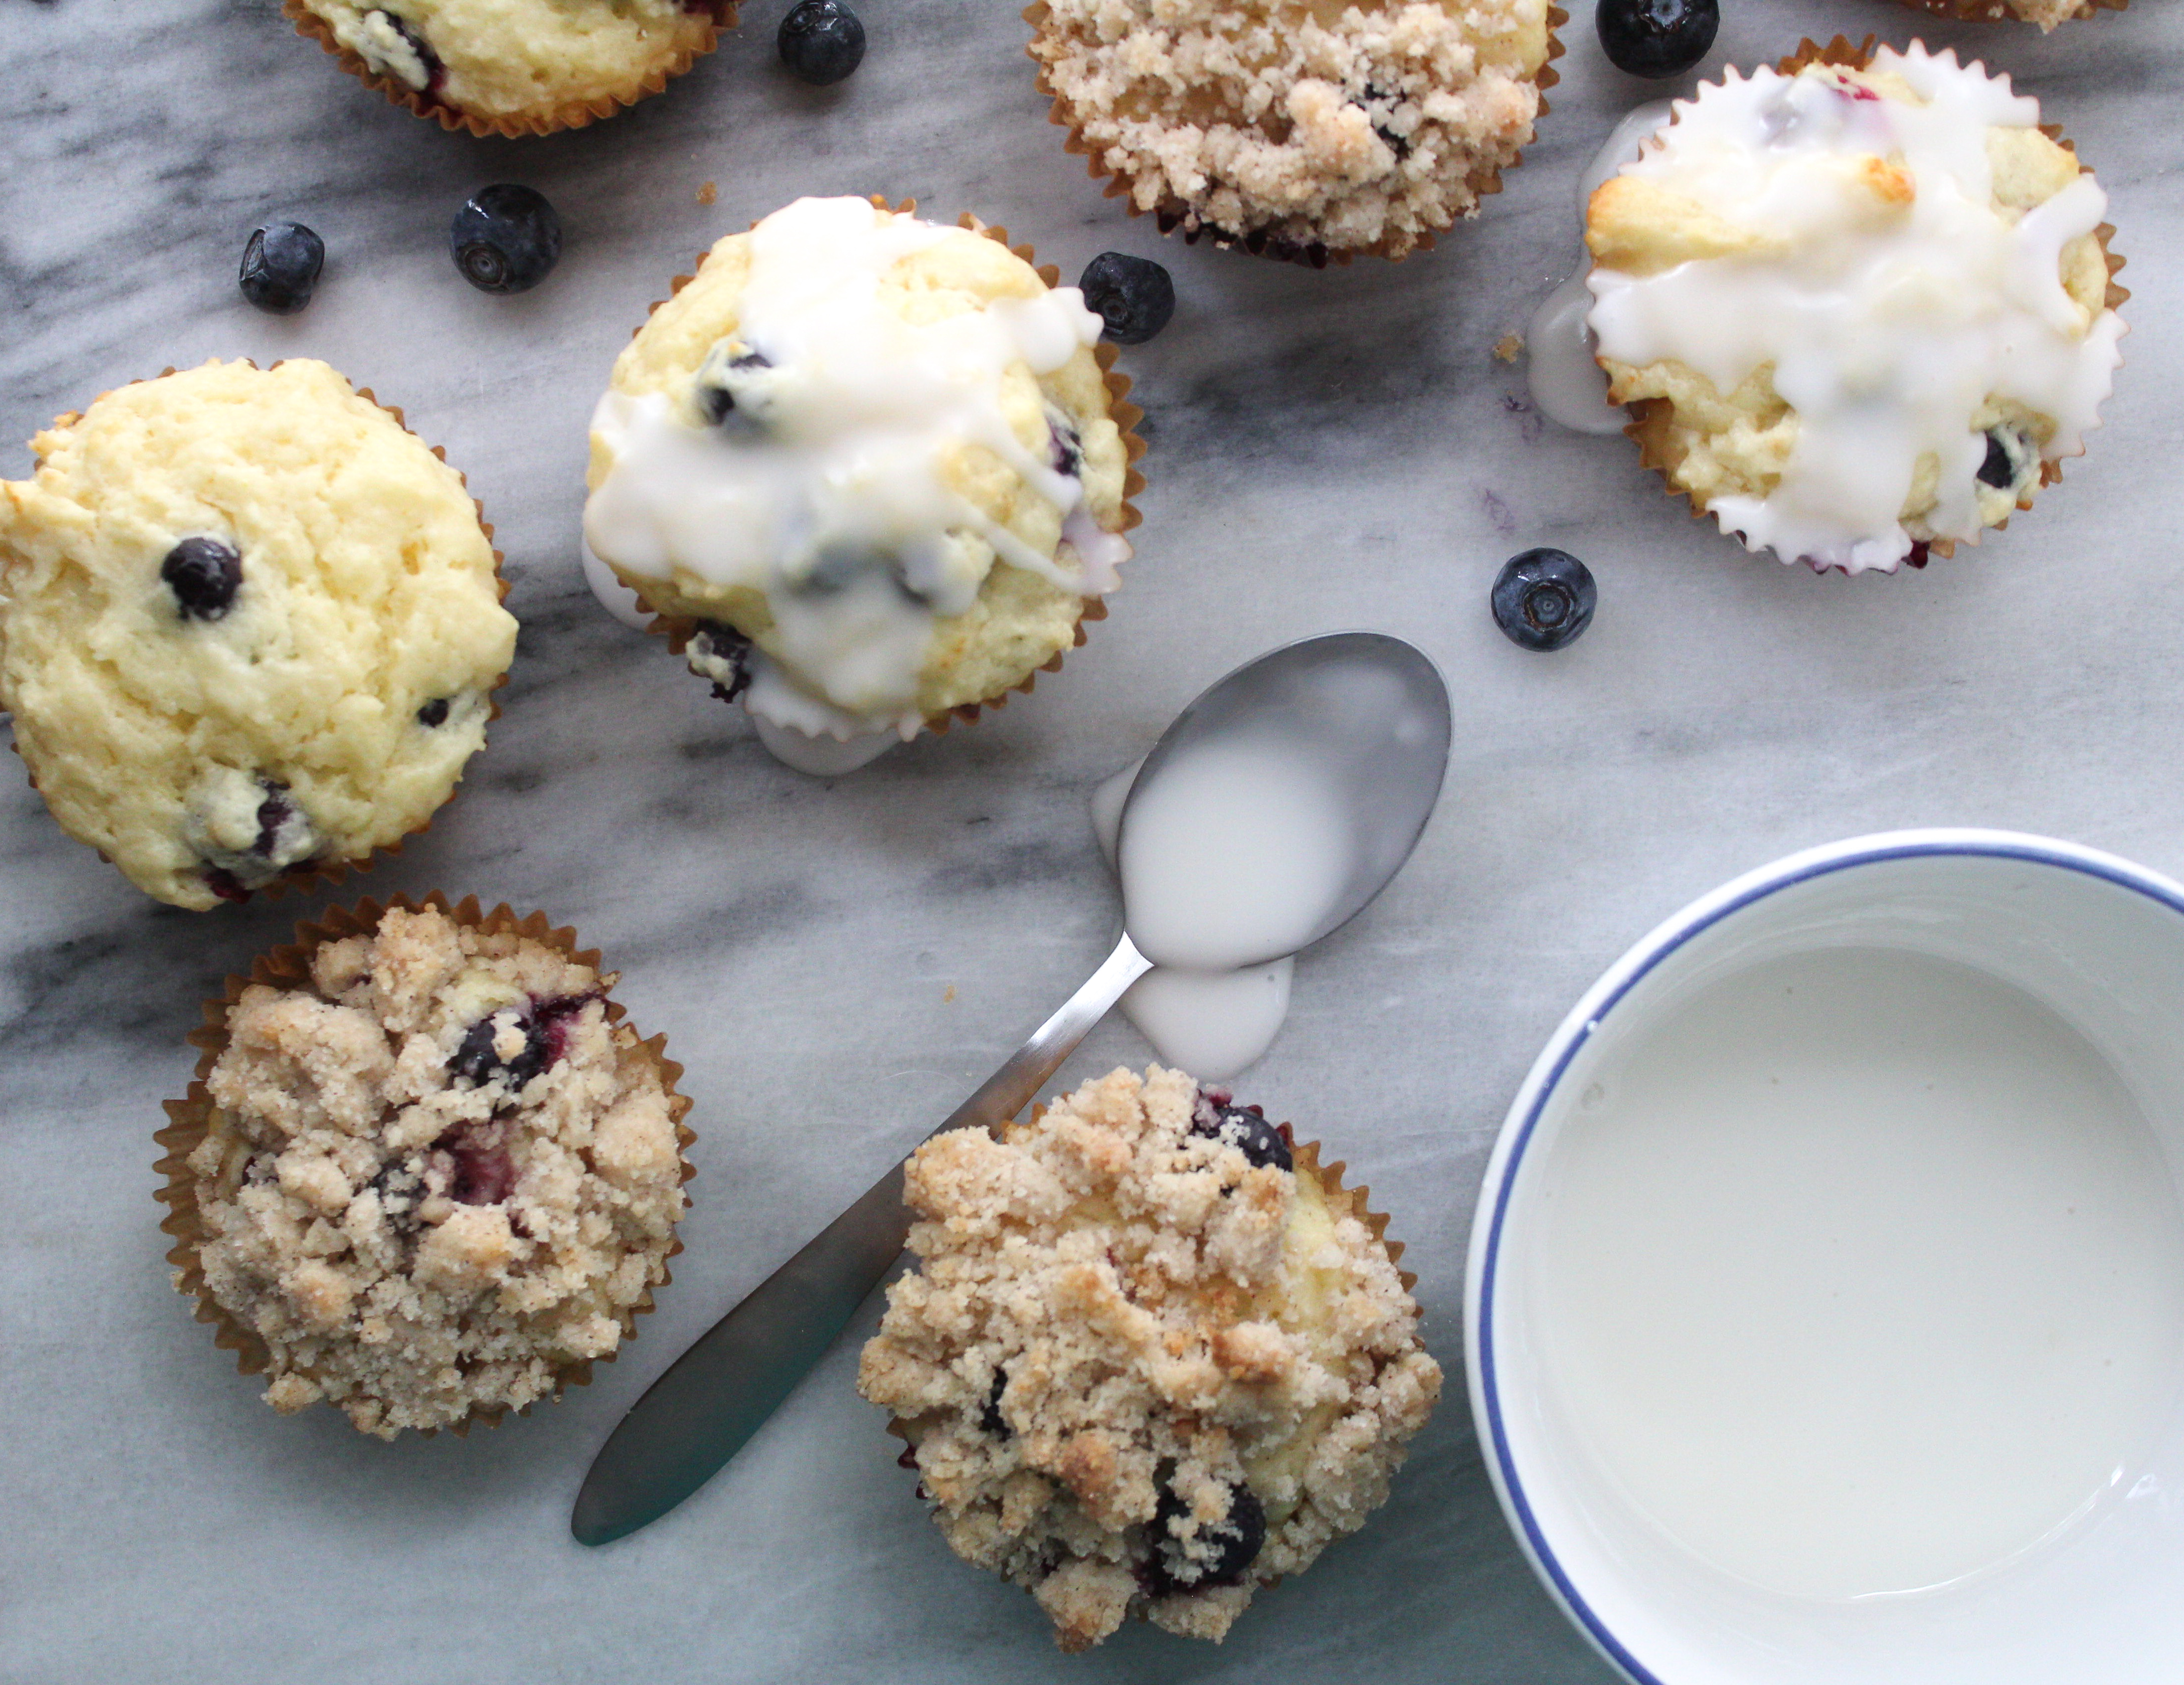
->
(570, 932, 1152, 1546)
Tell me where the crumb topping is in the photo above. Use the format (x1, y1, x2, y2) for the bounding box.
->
(184, 906, 685, 1437)
(857, 1065, 1441, 1650)
(1029, 0, 1553, 259)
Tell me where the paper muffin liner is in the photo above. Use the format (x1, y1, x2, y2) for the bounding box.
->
(1894, 0, 2125, 27)
(881, 1111, 1417, 1617)
(1612, 36, 2128, 575)
(281, 0, 734, 138)
(153, 891, 697, 1438)
(0, 360, 512, 908)
(1023, 1, 1566, 267)
(618, 197, 1147, 741)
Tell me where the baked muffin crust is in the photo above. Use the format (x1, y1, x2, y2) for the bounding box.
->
(859, 1065, 1441, 1649)
(0, 359, 516, 908)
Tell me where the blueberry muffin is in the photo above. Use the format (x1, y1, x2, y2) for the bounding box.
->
(1584, 40, 2125, 573)
(157, 899, 691, 1439)
(857, 1065, 1441, 1650)
(0, 359, 517, 909)
(286, 0, 732, 135)
(1026, 0, 1562, 264)
(585, 195, 1142, 742)
(1898, 0, 2122, 29)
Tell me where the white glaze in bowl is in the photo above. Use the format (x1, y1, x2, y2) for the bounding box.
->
(1467, 830, 2184, 1685)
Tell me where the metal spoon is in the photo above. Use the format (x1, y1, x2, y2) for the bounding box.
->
(570, 631, 1452, 1546)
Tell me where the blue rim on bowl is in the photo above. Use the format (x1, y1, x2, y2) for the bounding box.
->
(1462, 828, 2184, 1685)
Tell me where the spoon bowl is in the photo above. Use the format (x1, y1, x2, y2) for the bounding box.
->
(1119, 632, 1453, 970)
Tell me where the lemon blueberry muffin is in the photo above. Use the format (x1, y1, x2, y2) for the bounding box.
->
(1584, 42, 2124, 574)
(0, 359, 517, 909)
(585, 195, 1137, 742)
(164, 902, 689, 1439)
(287, 0, 730, 133)
(1026, 0, 1560, 263)
(857, 1065, 1441, 1650)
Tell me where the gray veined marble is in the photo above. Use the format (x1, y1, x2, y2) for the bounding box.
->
(1, 1, 2180, 1680)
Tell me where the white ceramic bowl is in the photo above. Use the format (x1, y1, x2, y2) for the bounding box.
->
(1466, 830, 2184, 1685)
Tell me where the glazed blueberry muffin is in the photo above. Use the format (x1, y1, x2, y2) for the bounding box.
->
(857, 1065, 1441, 1650)
(1584, 42, 2124, 573)
(287, 0, 731, 134)
(1027, 0, 1561, 263)
(162, 901, 689, 1438)
(0, 359, 516, 908)
(585, 195, 1140, 742)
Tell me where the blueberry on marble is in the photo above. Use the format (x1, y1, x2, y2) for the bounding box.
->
(1148, 1478, 1265, 1593)
(1491, 548, 1596, 652)
(162, 537, 244, 621)
(1078, 252, 1175, 346)
(779, 0, 865, 85)
(1595, 0, 1717, 79)
(417, 697, 450, 727)
(238, 221, 325, 316)
(1191, 1089, 1293, 1172)
(449, 184, 562, 295)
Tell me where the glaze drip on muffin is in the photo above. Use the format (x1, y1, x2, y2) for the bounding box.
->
(585, 196, 1132, 738)
(1028, 0, 1556, 260)
(1584, 44, 2122, 573)
(184, 906, 685, 1438)
(857, 1065, 1440, 1650)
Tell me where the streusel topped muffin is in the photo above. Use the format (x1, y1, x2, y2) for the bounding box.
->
(858, 1065, 1441, 1650)
(1027, 0, 1560, 262)
(0, 359, 516, 908)
(1899, 0, 2120, 30)
(287, 0, 730, 134)
(1584, 42, 2124, 573)
(167, 902, 689, 1439)
(585, 195, 1138, 742)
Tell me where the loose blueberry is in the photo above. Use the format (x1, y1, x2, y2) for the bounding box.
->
(1148, 1479, 1265, 1593)
(685, 620, 753, 705)
(238, 221, 325, 316)
(449, 184, 562, 295)
(1191, 1088, 1293, 1172)
(779, 0, 865, 85)
(163, 536, 243, 621)
(1491, 548, 1597, 653)
(417, 697, 450, 727)
(979, 1368, 1010, 1437)
(1595, 0, 1718, 80)
(1078, 252, 1175, 346)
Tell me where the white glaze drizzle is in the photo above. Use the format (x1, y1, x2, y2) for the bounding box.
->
(584, 196, 1119, 734)
(1527, 103, 1675, 435)
(1586, 46, 2123, 573)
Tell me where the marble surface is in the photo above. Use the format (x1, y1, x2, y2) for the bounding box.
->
(3, 0, 2182, 1679)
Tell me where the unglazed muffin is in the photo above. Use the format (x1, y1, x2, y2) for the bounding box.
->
(585, 195, 1141, 742)
(858, 1065, 1441, 1650)
(285, 0, 731, 135)
(1026, 0, 1561, 263)
(0, 359, 517, 908)
(159, 900, 690, 1439)
(1583, 41, 2124, 574)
